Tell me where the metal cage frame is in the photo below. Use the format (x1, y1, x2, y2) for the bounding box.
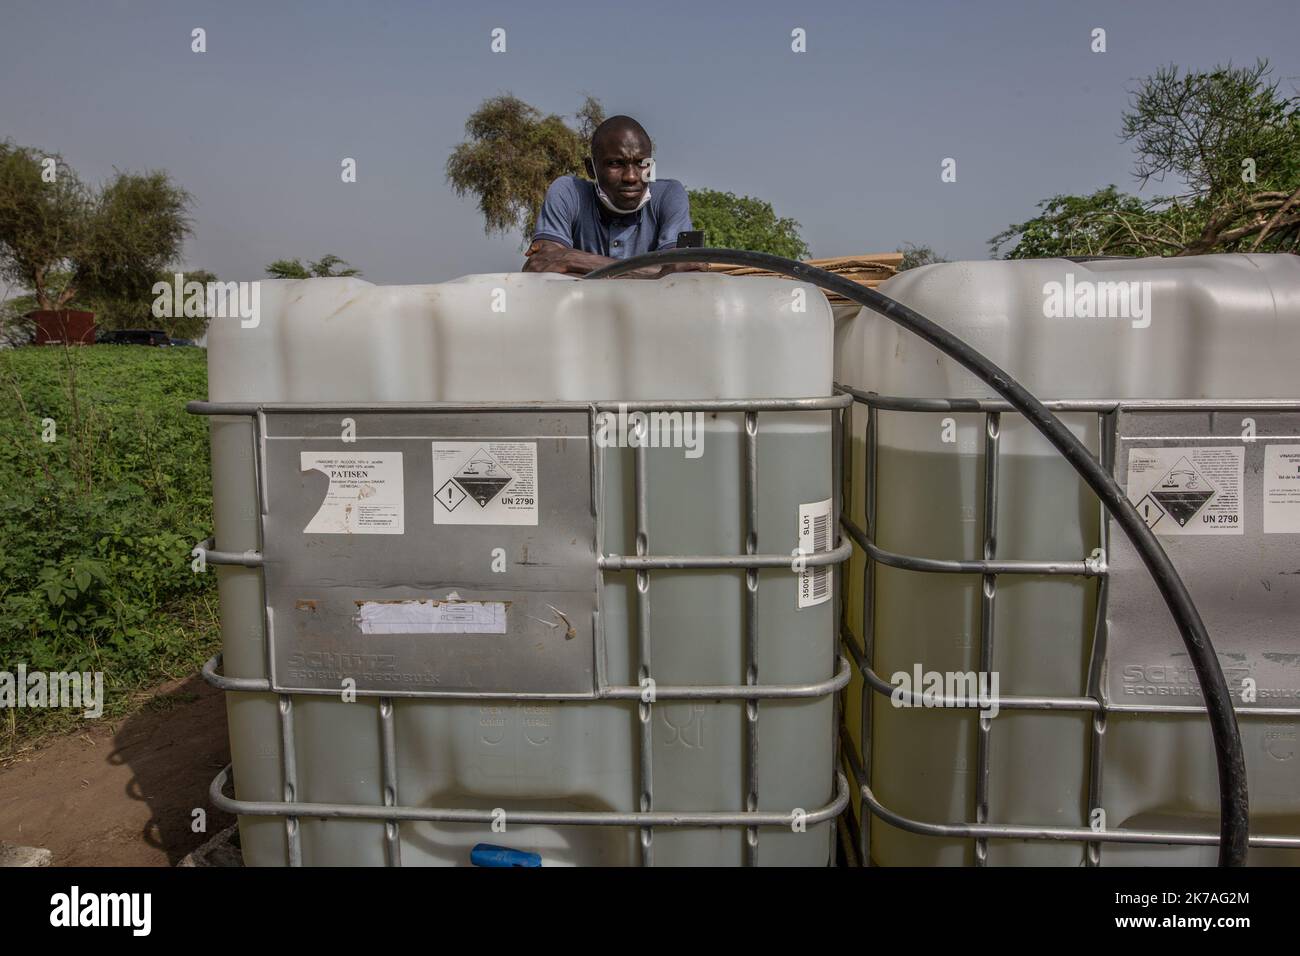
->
(836, 386, 1300, 866)
(190, 395, 852, 866)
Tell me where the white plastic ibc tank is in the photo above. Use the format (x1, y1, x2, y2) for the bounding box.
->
(205, 272, 839, 866)
(836, 254, 1300, 866)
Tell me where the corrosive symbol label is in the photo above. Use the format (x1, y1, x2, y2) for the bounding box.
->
(1148, 456, 1216, 527)
(431, 441, 539, 526)
(1125, 445, 1242, 537)
(450, 447, 514, 507)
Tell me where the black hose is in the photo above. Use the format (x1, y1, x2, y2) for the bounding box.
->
(583, 247, 1250, 866)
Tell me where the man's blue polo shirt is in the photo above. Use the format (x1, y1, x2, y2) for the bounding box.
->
(532, 175, 693, 260)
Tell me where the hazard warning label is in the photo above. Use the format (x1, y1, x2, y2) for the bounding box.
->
(1126, 446, 1244, 535)
(300, 452, 404, 535)
(1263, 444, 1300, 534)
(432, 441, 538, 526)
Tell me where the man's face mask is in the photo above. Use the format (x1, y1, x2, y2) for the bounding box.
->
(591, 157, 655, 214)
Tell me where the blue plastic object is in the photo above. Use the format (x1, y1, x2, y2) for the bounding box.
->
(471, 843, 542, 867)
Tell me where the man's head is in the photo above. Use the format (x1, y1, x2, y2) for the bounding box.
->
(584, 115, 653, 212)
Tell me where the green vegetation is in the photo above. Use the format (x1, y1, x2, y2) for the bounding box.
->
(265, 254, 363, 279)
(0, 344, 216, 757)
(896, 242, 949, 271)
(688, 189, 810, 260)
(991, 60, 1300, 258)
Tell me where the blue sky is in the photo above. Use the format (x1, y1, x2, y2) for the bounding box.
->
(2, 0, 1298, 284)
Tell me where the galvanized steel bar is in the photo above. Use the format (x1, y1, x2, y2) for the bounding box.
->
(840, 517, 1097, 576)
(832, 404, 847, 862)
(598, 542, 849, 571)
(278, 693, 301, 866)
(743, 410, 760, 864)
(842, 745, 1299, 848)
(379, 697, 401, 867)
(634, 436, 654, 866)
(255, 408, 270, 518)
(187, 396, 852, 417)
(209, 765, 852, 829)
(847, 638, 1095, 711)
(835, 387, 1300, 416)
(193, 537, 263, 568)
(606, 659, 851, 699)
(860, 401, 878, 866)
(974, 412, 1000, 866)
(1085, 411, 1115, 866)
(202, 653, 271, 693)
(201, 652, 851, 700)
(834, 386, 1121, 414)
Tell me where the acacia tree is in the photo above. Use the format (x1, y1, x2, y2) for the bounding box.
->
(0, 141, 192, 311)
(447, 94, 605, 244)
(265, 254, 362, 279)
(991, 60, 1300, 257)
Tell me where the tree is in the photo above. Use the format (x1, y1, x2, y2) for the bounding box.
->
(991, 60, 1300, 258)
(0, 141, 192, 310)
(988, 187, 1157, 259)
(0, 266, 219, 340)
(121, 268, 220, 338)
(446, 94, 604, 244)
(265, 254, 362, 279)
(688, 188, 810, 259)
(896, 242, 949, 271)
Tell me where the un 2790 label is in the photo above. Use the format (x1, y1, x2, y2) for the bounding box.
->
(1126, 446, 1244, 536)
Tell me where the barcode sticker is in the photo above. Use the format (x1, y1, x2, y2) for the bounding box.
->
(797, 498, 833, 609)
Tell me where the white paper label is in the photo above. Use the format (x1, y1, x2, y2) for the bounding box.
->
(301, 452, 404, 534)
(355, 600, 508, 634)
(1126, 446, 1244, 535)
(798, 498, 833, 608)
(432, 441, 538, 526)
(1263, 444, 1300, 534)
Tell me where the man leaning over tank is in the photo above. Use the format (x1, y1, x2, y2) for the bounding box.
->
(522, 115, 706, 279)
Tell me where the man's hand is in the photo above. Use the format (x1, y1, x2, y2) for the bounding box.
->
(659, 260, 710, 274)
(523, 239, 586, 274)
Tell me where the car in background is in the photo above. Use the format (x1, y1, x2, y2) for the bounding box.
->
(98, 329, 172, 347)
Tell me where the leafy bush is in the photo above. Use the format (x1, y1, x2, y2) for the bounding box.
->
(0, 344, 216, 753)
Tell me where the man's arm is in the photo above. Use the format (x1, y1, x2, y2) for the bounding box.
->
(523, 239, 672, 278)
(524, 178, 587, 272)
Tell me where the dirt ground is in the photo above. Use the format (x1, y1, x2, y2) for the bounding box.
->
(0, 674, 235, 866)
